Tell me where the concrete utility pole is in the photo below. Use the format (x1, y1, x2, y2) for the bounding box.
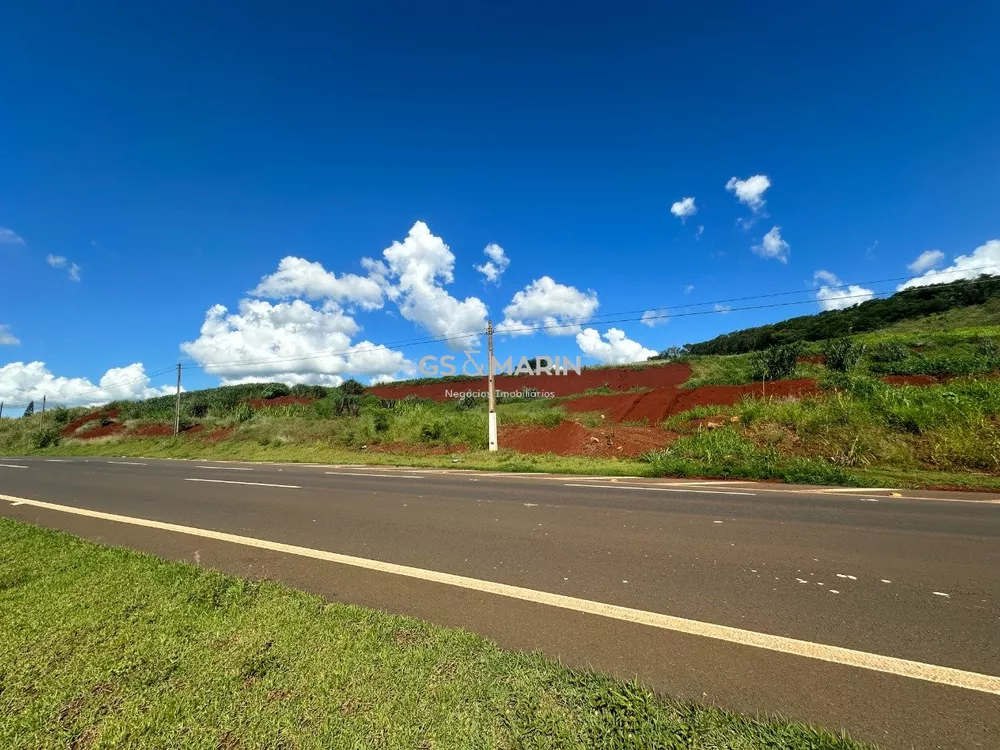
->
(41, 395, 46, 413)
(173, 362, 182, 435)
(487, 320, 498, 451)
(0, 401, 4, 419)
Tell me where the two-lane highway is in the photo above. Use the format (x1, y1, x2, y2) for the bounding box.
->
(1, 457, 998, 748)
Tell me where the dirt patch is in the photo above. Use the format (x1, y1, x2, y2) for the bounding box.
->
(246, 396, 313, 409)
(881, 374, 939, 386)
(134, 424, 175, 437)
(500, 421, 674, 458)
(797, 354, 826, 365)
(205, 427, 235, 442)
(369, 363, 692, 401)
(184, 424, 205, 435)
(562, 379, 820, 424)
(74, 422, 127, 439)
(60, 409, 120, 437)
(670, 379, 820, 416)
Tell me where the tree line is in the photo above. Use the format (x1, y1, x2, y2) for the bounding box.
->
(677, 275, 1000, 356)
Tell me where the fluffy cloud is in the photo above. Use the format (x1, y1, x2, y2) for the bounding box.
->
(46, 254, 82, 281)
(907, 249, 944, 274)
(670, 197, 697, 222)
(366, 221, 488, 345)
(497, 276, 599, 336)
(181, 299, 412, 385)
(898, 240, 1000, 290)
(0, 228, 25, 245)
(684, 284, 695, 294)
(713, 303, 731, 314)
(576, 328, 657, 364)
(641, 309, 669, 327)
(474, 243, 510, 284)
(0, 361, 173, 409)
(725, 175, 770, 212)
(752, 226, 790, 262)
(0, 324, 20, 346)
(251, 256, 384, 309)
(814, 270, 876, 311)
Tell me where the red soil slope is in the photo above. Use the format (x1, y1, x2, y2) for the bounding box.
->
(500, 421, 675, 458)
(369, 363, 693, 400)
(563, 378, 819, 424)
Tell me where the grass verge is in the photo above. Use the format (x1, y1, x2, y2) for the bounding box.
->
(0, 519, 870, 749)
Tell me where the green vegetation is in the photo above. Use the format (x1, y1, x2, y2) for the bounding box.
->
(0, 519, 869, 750)
(660, 375, 1000, 482)
(685, 276, 1000, 355)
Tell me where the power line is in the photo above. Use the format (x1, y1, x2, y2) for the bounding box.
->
(184, 266, 1000, 370)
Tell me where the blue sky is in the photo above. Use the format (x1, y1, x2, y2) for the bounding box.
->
(2, 1, 998, 407)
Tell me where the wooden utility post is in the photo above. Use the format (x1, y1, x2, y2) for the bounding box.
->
(41, 395, 46, 413)
(173, 362, 182, 435)
(487, 320, 498, 451)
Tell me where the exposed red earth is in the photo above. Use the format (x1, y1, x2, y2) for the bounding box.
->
(500, 421, 677, 458)
(368, 362, 694, 400)
(562, 378, 820, 424)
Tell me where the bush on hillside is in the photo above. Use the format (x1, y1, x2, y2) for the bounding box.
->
(339, 379, 366, 397)
(824, 338, 865, 372)
(748, 343, 801, 381)
(869, 340, 908, 363)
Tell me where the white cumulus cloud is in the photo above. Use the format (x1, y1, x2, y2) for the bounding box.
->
(641, 309, 669, 327)
(670, 197, 697, 222)
(907, 249, 945, 274)
(474, 242, 510, 284)
(0, 324, 20, 346)
(898, 240, 1000, 290)
(0, 228, 25, 245)
(251, 256, 384, 310)
(181, 299, 412, 386)
(497, 276, 599, 336)
(814, 270, 876, 311)
(713, 303, 732, 314)
(576, 328, 657, 365)
(365, 221, 488, 346)
(725, 175, 770, 212)
(46, 254, 66, 268)
(0, 361, 173, 409)
(752, 226, 790, 262)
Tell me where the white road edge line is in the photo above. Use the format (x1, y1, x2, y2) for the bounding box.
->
(324, 471, 424, 479)
(1, 493, 995, 695)
(45, 459, 73, 463)
(566, 483, 757, 497)
(183, 478, 301, 489)
(0, 464, 28, 469)
(195, 466, 254, 472)
(106, 461, 148, 466)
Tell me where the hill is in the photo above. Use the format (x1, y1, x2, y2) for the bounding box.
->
(683, 275, 1000, 356)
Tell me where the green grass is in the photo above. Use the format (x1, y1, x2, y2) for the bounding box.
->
(0, 519, 870, 749)
(878, 297, 1000, 333)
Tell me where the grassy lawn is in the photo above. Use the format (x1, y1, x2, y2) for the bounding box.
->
(0, 519, 870, 749)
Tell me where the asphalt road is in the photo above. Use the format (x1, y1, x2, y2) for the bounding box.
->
(1, 457, 998, 749)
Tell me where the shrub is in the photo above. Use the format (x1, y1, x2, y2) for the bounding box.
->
(869, 340, 908, 363)
(334, 395, 361, 417)
(373, 412, 391, 433)
(975, 337, 999, 357)
(421, 421, 444, 441)
(51, 407, 70, 425)
(290, 383, 329, 399)
(231, 403, 254, 423)
(748, 343, 801, 381)
(260, 384, 290, 400)
(456, 394, 483, 410)
(340, 379, 367, 397)
(188, 401, 209, 418)
(32, 426, 60, 449)
(824, 338, 865, 372)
